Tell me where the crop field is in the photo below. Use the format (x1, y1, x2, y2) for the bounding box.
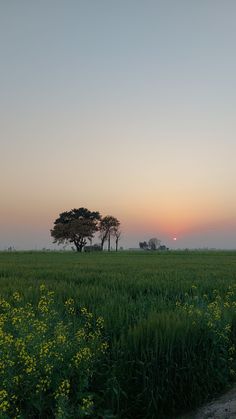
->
(1, 250, 236, 418)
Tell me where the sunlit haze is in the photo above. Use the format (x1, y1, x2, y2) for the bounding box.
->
(1, 1, 236, 250)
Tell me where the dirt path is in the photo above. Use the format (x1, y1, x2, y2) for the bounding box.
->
(178, 386, 236, 418)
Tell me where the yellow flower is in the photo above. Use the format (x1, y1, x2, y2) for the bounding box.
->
(13, 292, 21, 302)
(64, 298, 75, 314)
(39, 284, 46, 292)
(73, 347, 92, 367)
(81, 395, 94, 412)
(57, 334, 66, 344)
(55, 379, 70, 399)
(0, 390, 9, 413)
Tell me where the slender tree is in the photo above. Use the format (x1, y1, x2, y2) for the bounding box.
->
(113, 227, 121, 252)
(99, 215, 120, 251)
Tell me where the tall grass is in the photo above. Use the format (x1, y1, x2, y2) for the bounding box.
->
(1, 250, 236, 417)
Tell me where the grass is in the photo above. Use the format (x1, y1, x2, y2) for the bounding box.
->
(1, 250, 236, 418)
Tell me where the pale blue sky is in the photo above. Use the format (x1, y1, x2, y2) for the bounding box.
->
(1, 1, 236, 249)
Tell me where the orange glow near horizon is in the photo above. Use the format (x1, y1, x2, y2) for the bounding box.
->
(121, 198, 236, 242)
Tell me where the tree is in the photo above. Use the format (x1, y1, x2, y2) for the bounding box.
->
(51, 208, 101, 252)
(99, 215, 120, 251)
(139, 241, 148, 250)
(113, 227, 121, 252)
(148, 237, 161, 250)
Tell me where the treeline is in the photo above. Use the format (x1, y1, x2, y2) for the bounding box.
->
(139, 238, 169, 251)
(51, 207, 121, 252)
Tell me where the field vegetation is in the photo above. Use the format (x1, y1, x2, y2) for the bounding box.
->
(1, 250, 236, 418)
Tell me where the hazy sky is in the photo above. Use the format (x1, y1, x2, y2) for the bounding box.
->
(1, 0, 236, 250)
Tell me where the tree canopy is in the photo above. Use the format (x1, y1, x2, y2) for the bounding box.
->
(51, 208, 101, 252)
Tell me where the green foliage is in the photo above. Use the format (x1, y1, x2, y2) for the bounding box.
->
(1, 251, 236, 417)
(0, 284, 107, 418)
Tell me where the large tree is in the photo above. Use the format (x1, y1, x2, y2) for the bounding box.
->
(51, 208, 101, 252)
(99, 215, 120, 251)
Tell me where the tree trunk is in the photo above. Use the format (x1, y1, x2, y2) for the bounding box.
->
(74, 241, 82, 252)
(108, 232, 111, 251)
(116, 237, 118, 252)
(101, 236, 105, 251)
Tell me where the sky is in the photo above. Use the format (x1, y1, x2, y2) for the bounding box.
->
(1, 0, 236, 250)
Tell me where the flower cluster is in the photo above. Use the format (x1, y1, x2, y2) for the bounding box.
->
(176, 284, 236, 379)
(0, 285, 107, 418)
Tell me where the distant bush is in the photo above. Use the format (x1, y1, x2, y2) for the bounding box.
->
(84, 244, 102, 252)
(0, 285, 107, 418)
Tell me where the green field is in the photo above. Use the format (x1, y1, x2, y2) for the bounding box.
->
(1, 250, 236, 418)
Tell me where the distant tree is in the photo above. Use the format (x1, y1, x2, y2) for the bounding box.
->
(139, 241, 149, 250)
(113, 227, 121, 252)
(148, 237, 161, 250)
(159, 245, 169, 251)
(99, 215, 120, 251)
(50, 208, 101, 252)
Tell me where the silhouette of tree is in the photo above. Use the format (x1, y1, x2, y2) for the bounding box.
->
(99, 215, 120, 251)
(113, 227, 121, 252)
(139, 241, 149, 250)
(148, 238, 161, 250)
(51, 208, 101, 252)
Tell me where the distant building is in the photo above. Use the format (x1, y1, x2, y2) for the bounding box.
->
(84, 244, 102, 252)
